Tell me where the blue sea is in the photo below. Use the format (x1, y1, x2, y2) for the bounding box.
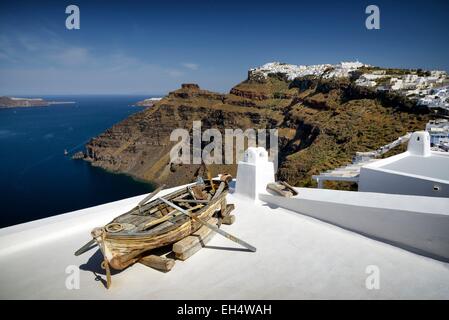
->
(0, 95, 157, 228)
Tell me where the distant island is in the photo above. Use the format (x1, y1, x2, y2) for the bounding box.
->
(0, 96, 75, 108)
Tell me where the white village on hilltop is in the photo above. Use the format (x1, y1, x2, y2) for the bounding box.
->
(250, 61, 367, 81)
(250, 61, 449, 112)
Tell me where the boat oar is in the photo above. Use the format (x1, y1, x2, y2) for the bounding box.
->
(207, 169, 215, 192)
(136, 184, 166, 212)
(74, 238, 96, 256)
(74, 185, 166, 256)
(138, 184, 166, 206)
(159, 198, 257, 252)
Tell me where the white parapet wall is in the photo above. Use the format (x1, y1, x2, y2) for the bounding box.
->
(235, 147, 275, 202)
(260, 188, 449, 262)
(359, 131, 449, 197)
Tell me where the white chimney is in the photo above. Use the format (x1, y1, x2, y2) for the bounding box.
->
(407, 131, 431, 157)
(235, 147, 275, 202)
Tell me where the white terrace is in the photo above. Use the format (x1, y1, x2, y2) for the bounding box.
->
(0, 144, 448, 299)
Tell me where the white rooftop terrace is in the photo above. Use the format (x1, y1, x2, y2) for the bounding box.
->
(359, 131, 449, 197)
(381, 154, 449, 181)
(1, 182, 449, 299)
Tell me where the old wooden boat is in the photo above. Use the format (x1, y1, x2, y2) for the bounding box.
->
(89, 179, 229, 272)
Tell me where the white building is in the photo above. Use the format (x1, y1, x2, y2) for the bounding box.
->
(390, 78, 404, 90)
(355, 73, 386, 87)
(426, 119, 449, 147)
(340, 61, 365, 69)
(359, 131, 449, 197)
(418, 86, 449, 110)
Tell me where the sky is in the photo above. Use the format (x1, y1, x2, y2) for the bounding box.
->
(0, 0, 448, 95)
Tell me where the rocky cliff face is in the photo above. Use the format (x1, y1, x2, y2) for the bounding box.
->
(84, 65, 431, 188)
(85, 83, 283, 186)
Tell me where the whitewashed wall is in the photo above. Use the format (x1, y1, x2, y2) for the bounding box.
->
(359, 166, 449, 197)
(260, 188, 449, 262)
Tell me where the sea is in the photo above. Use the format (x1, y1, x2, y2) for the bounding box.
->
(0, 95, 157, 228)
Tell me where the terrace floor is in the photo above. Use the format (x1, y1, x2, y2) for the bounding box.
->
(0, 185, 448, 299)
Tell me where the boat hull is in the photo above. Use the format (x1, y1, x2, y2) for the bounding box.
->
(98, 193, 225, 270)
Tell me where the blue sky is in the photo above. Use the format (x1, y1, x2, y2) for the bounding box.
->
(0, 0, 448, 95)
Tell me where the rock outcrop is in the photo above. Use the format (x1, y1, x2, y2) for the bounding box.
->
(71, 151, 85, 160)
(84, 65, 432, 188)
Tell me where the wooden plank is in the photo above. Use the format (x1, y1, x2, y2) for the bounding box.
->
(221, 203, 235, 217)
(142, 215, 187, 237)
(279, 181, 298, 196)
(175, 229, 217, 261)
(138, 209, 177, 231)
(139, 204, 203, 231)
(172, 217, 218, 254)
(172, 199, 210, 204)
(190, 185, 208, 200)
(139, 254, 175, 272)
(211, 182, 225, 201)
(219, 173, 233, 183)
(222, 215, 235, 225)
(267, 182, 295, 197)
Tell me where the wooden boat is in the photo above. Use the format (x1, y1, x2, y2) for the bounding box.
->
(90, 179, 229, 271)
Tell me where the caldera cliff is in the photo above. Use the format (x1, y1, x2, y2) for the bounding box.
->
(82, 62, 436, 188)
